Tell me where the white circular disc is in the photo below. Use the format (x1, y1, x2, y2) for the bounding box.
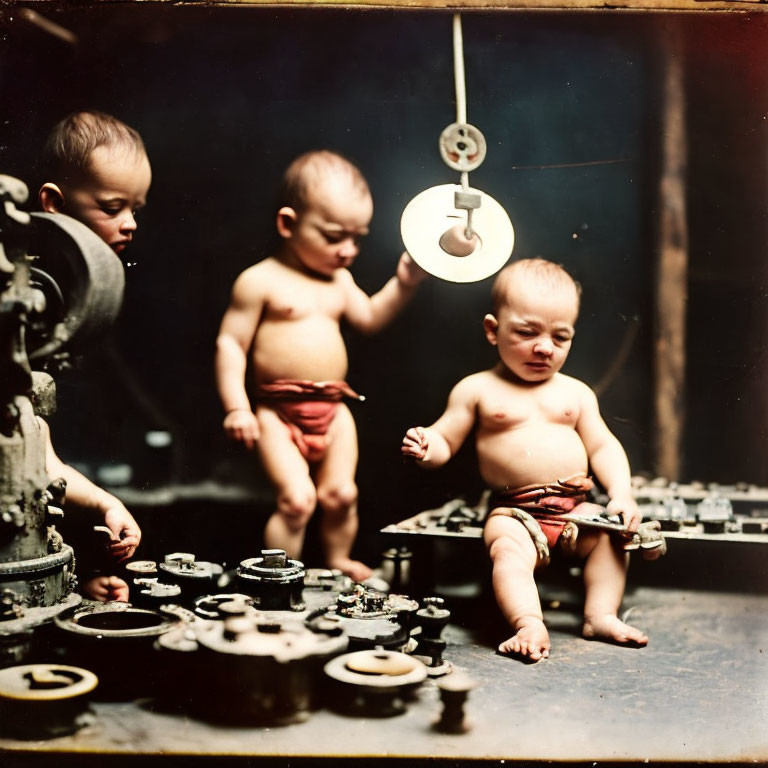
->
(400, 184, 514, 284)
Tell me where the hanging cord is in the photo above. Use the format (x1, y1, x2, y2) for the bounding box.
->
(453, 14, 475, 239)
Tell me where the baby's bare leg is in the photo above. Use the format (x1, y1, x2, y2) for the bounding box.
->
(576, 529, 648, 647)
(315, 404, 371, 582)
(484, 514, 549, 662)
(257, 406, 317, 559)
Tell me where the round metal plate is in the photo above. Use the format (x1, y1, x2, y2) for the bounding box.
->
(401, 184, 514, 283)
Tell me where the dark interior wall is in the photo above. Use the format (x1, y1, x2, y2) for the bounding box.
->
(1, 6, 766, 560)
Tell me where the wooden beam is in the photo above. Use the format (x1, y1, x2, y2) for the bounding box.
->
(163, 0, 768, 11)
(654, 25, 689, 481)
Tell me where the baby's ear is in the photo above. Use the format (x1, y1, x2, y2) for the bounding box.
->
(275, 206, 298, 239)
(483, 314, 499, 346)
(39, 183, 65, 213)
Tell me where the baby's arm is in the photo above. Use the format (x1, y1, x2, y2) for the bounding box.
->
(342, 252, 427, 334)
(40, 419, 141, 561)
(575, 384, 640, 531)
(215, 269, 264, 449)
(402, 377, 477, 469)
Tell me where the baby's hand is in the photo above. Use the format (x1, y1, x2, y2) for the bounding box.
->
(82, 575, 130, 602)
(607, 494, 642, 533)
(224, 408, 260, 450)
(397, 251, 428, 288)
(402, 426, 429, 461)
(103, 505, 141, 562)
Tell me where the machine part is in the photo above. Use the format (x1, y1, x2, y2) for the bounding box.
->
(193, 592, 254, 620)
(0, 663, 97, 739)
(304, 567, 353, 593)
(158, 552, 224, 602)
(378, 547, 413, 593)
(401, 184, 514, 284)
(696, 495, 734, 534)
(125, 560, 158, 576)
(413, 597, 452, 677)
(324, 649, 427, 717)
(24, 212, 124, 361)
(0, 543, 77, 612)
(132, 578, 182, 610)
(237, 549, 306, 612)
(54, 602, 180, 699)
(0, 592, 81, 669)
(323, 586, 419, 651)
(438, 122, 487, 172)
(433, 670, 476, 734)
(192, 615, 348, 725)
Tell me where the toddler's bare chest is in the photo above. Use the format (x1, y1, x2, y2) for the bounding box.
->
(477, 387, 580, 432)
(265, 281, 346, 322)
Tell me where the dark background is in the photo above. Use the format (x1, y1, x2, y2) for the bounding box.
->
(1, 5, 767, 566)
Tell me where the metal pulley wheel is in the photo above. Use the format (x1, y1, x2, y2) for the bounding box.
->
(324, 649, 427, 717)
(0, 663, 97, 738)
(25, 212, 125, 360)
(438, 122, 487, 172)
(237, 549, 306, 611)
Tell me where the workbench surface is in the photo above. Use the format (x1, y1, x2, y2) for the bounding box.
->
(2, 585, 765, 766)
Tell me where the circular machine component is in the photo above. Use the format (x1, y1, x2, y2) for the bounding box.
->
(325, 588, 419, 651)
(157, 553, 224, 602)
(438, 123, 487, 172)
(237, 550, 306, 612)
(0, 544, 77, 609)
(193, 593, 255, 620)
(54, 602, 180, 699)
(25, 212, 125, 360)
(193, 615, 348, 725)
(401, 184, 514, 283)
(125, 560, 158, 576)
(0, 663, 97, 739)
(324, 649, 427, 717)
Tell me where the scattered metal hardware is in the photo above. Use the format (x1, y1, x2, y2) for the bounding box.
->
(184, 614, 348, 725)
(157, 553, 224, 602)
(413, 597, 452, 676)
(324, 648, 427, 717)
(0, 663, 97, 739)
(237, 549, 305, 612)
(433, 670, 476, 734)
(321, 585, 419, 651)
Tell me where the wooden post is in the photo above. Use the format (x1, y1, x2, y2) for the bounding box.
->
(654, 25, 688, 481)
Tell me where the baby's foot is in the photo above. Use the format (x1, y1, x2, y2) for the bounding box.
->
(583, 614, 648, 647)
(498, 618, 550, 662)
(329, 557, 373, 583)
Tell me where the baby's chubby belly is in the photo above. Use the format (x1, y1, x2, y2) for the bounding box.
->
(476, 422, 589, 490)
(253, 317, 348, 383)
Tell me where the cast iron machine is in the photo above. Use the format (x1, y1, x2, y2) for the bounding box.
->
(0, 174, 124, 662)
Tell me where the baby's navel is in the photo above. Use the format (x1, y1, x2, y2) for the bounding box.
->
(565, 410, 572, 417)
(494, 412, 506, 420)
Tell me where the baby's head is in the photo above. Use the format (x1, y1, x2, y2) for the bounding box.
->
(485, 258, 582, 382)
(275, 150, 373, 277)
(39, 111, 151, 255)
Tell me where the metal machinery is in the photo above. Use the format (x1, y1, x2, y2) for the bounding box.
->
(0, 175, 125, 665)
